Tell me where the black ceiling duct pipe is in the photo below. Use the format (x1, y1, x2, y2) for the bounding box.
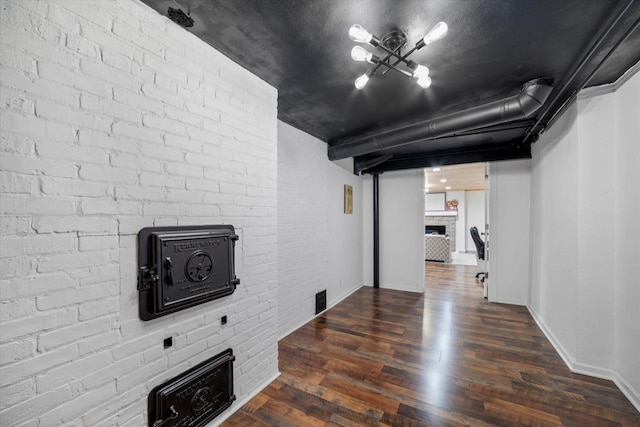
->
(328, 78, 554, 160)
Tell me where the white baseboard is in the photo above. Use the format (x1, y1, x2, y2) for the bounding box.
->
(528, 305, 640, 413)
(210, 371, 280, 426)
(278, 283, 364, 341)
(614, 372, 640, 413)
(527, 305, 578, 373)
(364, 282, 425, 294)
(493, 297, 526, 306)
(571, 361, 616, 382)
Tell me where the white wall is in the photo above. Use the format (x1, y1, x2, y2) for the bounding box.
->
(277, 122, 363, 339)
(529, 68, 640, 410)
(327, 159, 364, 310)
(465, 190, 485, 252)
(0, 1, 279, 424)
(612, 69, 640, 410)
(529, 101, 580, 366)
(363, 170, 425, 292)
(487, 160, 531, 305)
(576, 94, 615, 372)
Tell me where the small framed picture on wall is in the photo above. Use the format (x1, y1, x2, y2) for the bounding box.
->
(344, 185, 353, 214)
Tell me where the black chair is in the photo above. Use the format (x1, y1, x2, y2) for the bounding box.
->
(470, 226, 486, 282)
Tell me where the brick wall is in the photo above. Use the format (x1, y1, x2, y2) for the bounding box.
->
(277, 122, 363, 339)
(277, 122, 329, 338)
(0, 0, 278, 425)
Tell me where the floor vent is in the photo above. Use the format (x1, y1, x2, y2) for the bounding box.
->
(315, 290, 327, 314)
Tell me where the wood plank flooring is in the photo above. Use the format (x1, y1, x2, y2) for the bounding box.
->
(222, 263, 640, 426)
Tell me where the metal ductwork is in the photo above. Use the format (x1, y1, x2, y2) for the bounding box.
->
(328, 78, 554, 161)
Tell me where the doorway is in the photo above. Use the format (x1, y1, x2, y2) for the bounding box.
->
(424, 163, 487, 283)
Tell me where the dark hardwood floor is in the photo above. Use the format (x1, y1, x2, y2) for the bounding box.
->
(223, 262, 640, 426)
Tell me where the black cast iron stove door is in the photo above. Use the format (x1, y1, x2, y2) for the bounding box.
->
(138, 225, 240, 321)
(149, 348, 236, 426)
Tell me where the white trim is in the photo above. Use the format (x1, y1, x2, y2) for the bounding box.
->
(493, 297, 526, 307)
(527, 305, 578, 375)
(527, 305, 615, 379)
(614, 371, 640, 413)
(278, 284, 364, 341)
(570, 361, 615, 382)
(367, 282, 426, 294)
(528, 305, 640, 413)
(425, 211, 458, 217)
(578, 59, 640, 100)
(210, 371, 281, 426)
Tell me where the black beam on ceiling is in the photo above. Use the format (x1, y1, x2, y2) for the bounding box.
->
(354, 154, 394, 175)
(357, 144, 531, 174)
(350, 120, 536, 174)
(521, 0, 635, 143)
(544, 13, 640, 132)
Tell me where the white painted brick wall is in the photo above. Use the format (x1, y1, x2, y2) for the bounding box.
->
(0, 0, 278, 425)
(277, 122, 363, 339)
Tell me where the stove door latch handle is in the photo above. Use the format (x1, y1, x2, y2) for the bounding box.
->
(164, 257, 173, 287)
(138, 267, 159, 291)
(152, 405, 178, 427)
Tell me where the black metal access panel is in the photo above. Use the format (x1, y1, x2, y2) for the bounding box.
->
(138, 225, 240, 321)
(148, 348, 236, 426)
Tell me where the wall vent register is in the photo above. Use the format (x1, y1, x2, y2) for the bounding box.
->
(138, 225, 240, 321)
(315, 290, 327, 315)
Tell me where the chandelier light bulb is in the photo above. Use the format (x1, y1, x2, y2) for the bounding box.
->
(417, 76, 432, 88)
(348, 21, 447, 89)
(412, 65, 430, 80)
(349, 24, 373, 44)
(355, 73, 370, 90)
(423, 22, 448, 45)
(351, 46, 373, 62)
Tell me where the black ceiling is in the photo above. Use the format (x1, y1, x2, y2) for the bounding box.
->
(141, 0, 640, 173)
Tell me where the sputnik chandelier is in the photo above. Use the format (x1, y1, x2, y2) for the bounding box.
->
(349, 21, 448, 90)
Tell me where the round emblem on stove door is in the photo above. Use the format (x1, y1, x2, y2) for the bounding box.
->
(190, 387, 211, 412)
(185, 251, 213, 282)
